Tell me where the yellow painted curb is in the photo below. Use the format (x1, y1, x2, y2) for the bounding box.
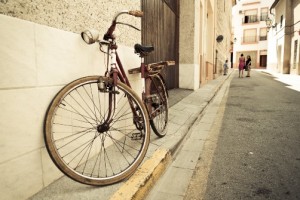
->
(110, 148, 171, 200)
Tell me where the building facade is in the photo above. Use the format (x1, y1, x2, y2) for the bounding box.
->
(179, 0, 234, 89)
(267, 0, 300, 75)
(232, 0, 270, 69)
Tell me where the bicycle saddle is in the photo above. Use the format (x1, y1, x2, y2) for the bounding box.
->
(134, 44, 154, 56)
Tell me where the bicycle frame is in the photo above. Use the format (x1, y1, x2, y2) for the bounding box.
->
(82, 10, 173, 128)
(104, 41, 162, 121)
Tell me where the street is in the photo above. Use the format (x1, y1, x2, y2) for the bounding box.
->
(185, 70, 300, 200)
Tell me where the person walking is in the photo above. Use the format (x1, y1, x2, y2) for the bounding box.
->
(238, 53, 246, 78)
(223, 59, 228, 75)
(245, 55, 251, 77)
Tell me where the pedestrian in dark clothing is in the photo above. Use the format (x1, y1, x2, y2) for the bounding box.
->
(245, 55, 251, 77)
(223, 60, 228, 75)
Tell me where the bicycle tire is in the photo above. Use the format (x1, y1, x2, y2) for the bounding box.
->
(44, 76, 150, 186)
(149, 74, 169, 137)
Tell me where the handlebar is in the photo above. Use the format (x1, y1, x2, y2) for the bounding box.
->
(81, 10, 143, 44)
(104, 10, 143, 41)
(128, 10, 143, 17)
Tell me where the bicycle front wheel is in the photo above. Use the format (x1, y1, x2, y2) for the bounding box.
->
(44, 76, 150, 186)
(149, 74, 169, 137)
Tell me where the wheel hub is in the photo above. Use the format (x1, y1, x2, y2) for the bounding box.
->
(97, 123, 110, 133)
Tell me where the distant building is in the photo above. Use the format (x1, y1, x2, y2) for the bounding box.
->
(232, 0, 270, 69)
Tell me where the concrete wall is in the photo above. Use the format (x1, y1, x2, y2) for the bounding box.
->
(215, 0, 234, 75)
(179, 0, 200, 90)
(179, 0, 233, 90)
(0, 1, 141, 199)
(290, 0, 300, 75)
(268, 0, 300, 75)
(271, 0, 291, 74)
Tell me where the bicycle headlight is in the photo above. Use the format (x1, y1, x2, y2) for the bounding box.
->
(81, 29, 99, 44)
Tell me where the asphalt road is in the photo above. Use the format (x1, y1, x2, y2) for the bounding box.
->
(185, 70, 300, 200)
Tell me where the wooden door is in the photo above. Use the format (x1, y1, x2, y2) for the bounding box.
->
(260, 55, 267, 67)
(141, 0, 179, 89)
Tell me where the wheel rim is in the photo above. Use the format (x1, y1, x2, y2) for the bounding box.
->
(45, 77, 149, 184)
(150, 76, 168, 136)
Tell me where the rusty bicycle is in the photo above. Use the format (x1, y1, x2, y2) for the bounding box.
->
(44, 10, 174, 186)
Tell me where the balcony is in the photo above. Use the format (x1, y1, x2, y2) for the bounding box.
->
(243, 15, 258, 24)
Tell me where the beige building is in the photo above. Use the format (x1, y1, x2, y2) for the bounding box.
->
(180, 0, 235, 89)
(0, 0, 234, 199)
(267, 0, 300, 75)
(232, 0, 270, 69)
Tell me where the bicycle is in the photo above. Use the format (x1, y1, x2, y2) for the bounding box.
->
(44, 10, 174, 186)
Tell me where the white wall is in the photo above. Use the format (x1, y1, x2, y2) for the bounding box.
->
(0, 14, 141, 200)
(232, 0, 270, 68)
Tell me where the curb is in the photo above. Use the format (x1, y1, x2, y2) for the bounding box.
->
(110, 70, 234, 200)
(109, 149, 171, 200)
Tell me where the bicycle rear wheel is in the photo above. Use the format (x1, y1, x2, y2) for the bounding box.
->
(149, 74, 169, 137)
(44, 76, 150, 186)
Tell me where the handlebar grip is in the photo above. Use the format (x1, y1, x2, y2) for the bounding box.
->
(128, 10, 143, 17)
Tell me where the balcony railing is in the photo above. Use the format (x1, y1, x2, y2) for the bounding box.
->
(260, 13, 268, 21)
(259, 35, 267, 41)
(243, 15, 258, 24)
(243, 14, 269, 24)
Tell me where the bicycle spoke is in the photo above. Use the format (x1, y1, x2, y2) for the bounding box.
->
(44, 77, 150, 185)
(70, 95, 97, 123)
(62, 98, 97, 127)
(55, 128, 94, 149)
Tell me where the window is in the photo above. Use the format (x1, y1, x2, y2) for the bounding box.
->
(243, 9, 258, 24)
(260, 28, 267, 41)
(280, 15, 283, 28)
(260, 8, 268, 21)
(243, 29, 257, 43)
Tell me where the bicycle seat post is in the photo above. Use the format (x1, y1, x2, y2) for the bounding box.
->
(109, 43, 118, 83)
(141, 57, 146, 78)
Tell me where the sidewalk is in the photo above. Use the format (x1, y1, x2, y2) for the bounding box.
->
(259, 69, 300, 92)
(29, 70, 234, 200)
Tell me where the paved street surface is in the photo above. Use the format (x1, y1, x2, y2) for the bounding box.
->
(185, 70, 300, 200)
(146, 68, 234, 200)
(29, 69, 300, 200)
(147, 70, 300, 200)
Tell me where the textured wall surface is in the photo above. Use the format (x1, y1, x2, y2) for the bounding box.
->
(0, 1, 142, 199)
(215, 0, 233, 74)
(0, 0, 141, 46)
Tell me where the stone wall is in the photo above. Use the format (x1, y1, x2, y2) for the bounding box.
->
(0, 0, 141, 46)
